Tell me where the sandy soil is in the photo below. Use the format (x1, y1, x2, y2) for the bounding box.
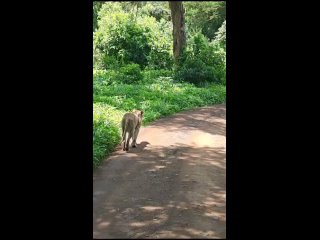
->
(93, 104, 226, 239)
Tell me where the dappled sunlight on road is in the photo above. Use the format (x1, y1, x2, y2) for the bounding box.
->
(93, 105, 226, 239)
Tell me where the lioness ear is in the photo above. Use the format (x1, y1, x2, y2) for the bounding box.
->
(141, 110, 144, 116)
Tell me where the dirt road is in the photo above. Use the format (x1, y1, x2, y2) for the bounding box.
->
(93, 104, 226, 239)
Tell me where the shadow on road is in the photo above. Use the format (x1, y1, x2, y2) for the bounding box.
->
(93, 143, 226, 239)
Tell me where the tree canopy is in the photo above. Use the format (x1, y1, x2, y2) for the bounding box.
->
(93, 1, 226, 84)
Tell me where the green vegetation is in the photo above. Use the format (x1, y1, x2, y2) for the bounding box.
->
(93, 70, 226, 169)
(93, 1, 226, 169)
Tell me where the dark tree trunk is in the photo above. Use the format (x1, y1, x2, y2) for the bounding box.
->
(169, 1, 186, 64)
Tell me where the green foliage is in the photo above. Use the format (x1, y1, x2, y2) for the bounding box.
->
(93, 47, 121, 70)
(95, 12, 150, 68)
(93, 72, 226, 124)
(210, 43, 226, 85)
(185, 1, 226, 40)
(92, 2, 227, 169)
(121, 1, 147, 15)
(93, 64, 143, 86)
(175, 59, 217, 85)
(175, 32, 226, 85)
(94, 3, 172, 70)
(140, 2, 171, 21)
(117, 64, 143, 84)
(147, 17, 173, 70)
(93, 2, 104, 31)
(93, 69, 109, 86)
(93, 69, 226, 168)
(214, 20, 226, 47)
(93, 103, 124, 169)
(141, 69, 173, 83)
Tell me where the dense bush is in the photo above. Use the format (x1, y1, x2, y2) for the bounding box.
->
(142, 69, 173, 83)
(94, 13, 151, 68)
(214, 20, 226, 47)
(93, 103, 124, 169)
(140, 2, 171, 22)
(93, 69, 109, 88)
(93, 120, 120, 168)
(94, 3, 172, 70)
(175, 32, 226, 85)
(93, 64, 143, 87)
(117, 64, 143, 84)
(93, 52, 121, 71)
(175, 59, 216, 85)
(93, 76, 226, 125)
(184, 1, 226, 41)
(93, 68, 172, 89)
(145, 17, 173, 69)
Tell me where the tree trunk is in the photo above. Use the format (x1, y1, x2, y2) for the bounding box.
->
(169, 1, 186, 64)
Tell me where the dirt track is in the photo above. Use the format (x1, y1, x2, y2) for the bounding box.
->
(93, 104, 226, 239)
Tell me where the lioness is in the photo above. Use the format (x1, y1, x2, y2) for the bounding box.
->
(121, 109, 144, 151)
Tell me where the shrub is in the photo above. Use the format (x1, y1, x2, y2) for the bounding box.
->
(175, 59, 218, 85)
(142, 69, 173, 83)
(145, 18, 173, 69)
(214, 20, 226, 47)
(184, 1, 226, 41)
(93, 120, 120, 169)
(117, 63, 143, 84)
(175, 32, 226, 85)
(93, 69, 109, 85)
(93, 103, 124, 169)
(93, 64, 143, 86)
(95, 12, 151, 68)
(94, 4, 172, 70)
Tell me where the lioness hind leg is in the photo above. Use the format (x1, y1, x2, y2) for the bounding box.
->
(126, 131, 133, 151)
(131, 126, 140, 148)
(122, 140, 126, 151)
